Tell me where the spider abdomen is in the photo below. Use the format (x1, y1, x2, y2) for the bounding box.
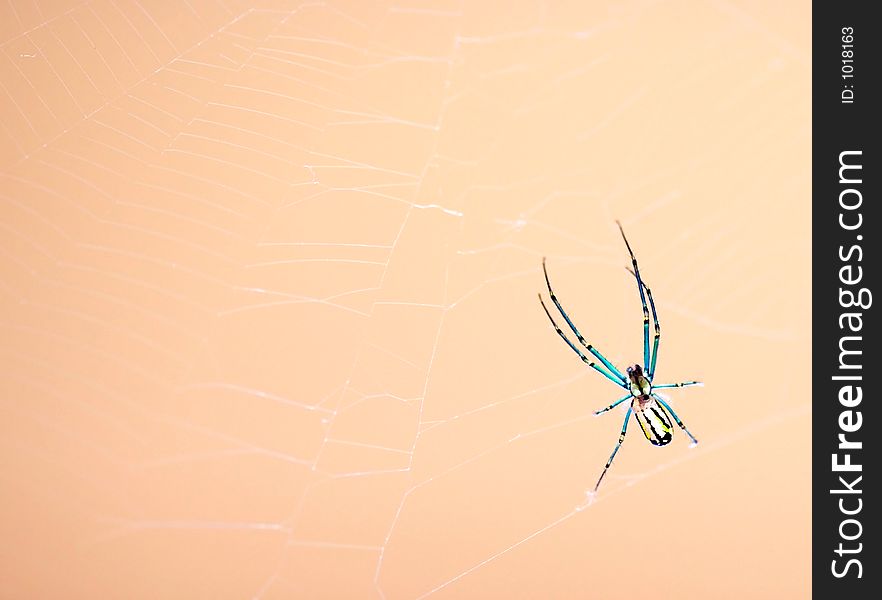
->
(634, 399, 674, 446)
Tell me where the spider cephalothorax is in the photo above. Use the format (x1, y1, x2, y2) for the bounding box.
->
(538, 221, 702, 492)
(626, 364, 652, 399)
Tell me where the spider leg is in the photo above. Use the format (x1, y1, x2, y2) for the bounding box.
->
(626, 267, 660, 380)
(538, 295, 626, 388)
(616, 221, 651, 376)
(541, 258, 626, 383)
(653, 381, 703, 389)
(653, 394, 698, 446)
(594, 404, 633, 492)
(593, 393, 631, 416)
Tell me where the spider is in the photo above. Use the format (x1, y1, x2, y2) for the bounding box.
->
(538, 221, 702, 493)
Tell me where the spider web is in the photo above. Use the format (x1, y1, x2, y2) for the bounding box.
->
(0, 1, 810, 598)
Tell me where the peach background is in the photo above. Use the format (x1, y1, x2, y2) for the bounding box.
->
(0, 1, 810, 599)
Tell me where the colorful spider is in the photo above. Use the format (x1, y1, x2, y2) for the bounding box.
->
(538, 221, 702, 492)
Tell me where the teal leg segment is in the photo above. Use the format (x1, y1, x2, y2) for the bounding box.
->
(539, 295, 626, 388)
(627, 266, 661, 379)
(653, 381, 703, 389)
(647, 286, 660, 379)
(594, 394, 631, 416)
(542, 259, 627, 383)
(617, 222, 651, 376)
(594, 405, 633, 492)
